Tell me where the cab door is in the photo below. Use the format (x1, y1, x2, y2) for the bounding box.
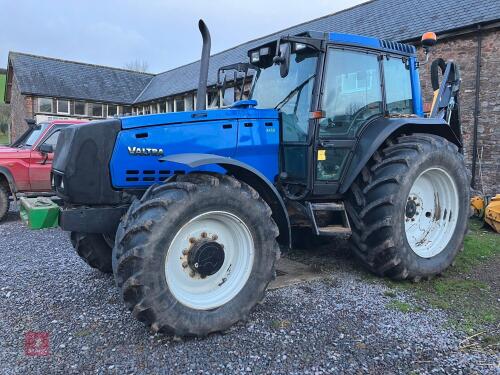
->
(29, 128, 61, 191)
(313, 47, 383, 195)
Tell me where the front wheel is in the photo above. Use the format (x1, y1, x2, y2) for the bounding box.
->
(0, 185, 10, 222)
(70, 232, 113, 273)
(113, 173, 280, 336)
(346, 134, 470, 281)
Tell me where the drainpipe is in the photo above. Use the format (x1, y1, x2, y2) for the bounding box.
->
(471, 25, 482, 188)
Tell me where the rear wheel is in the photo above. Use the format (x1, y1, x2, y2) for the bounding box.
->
(113, 173, 280, 336)
(70, 232, 113, 273)
(346, 133, 469, 281)
(0, 185, 10, 222)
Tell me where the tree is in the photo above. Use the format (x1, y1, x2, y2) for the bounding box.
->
(123, 59, 149, 73)
(0, 103, 10, 135)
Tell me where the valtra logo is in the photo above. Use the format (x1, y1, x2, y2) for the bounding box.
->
(127, 146, 164, 156)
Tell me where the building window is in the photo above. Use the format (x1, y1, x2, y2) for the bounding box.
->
(74, 101, 86, 116)
(167, 100, 174, 112)
(175, 97, 185, 112)
(159, 102, 166, 113)
(89, 103, 103, 117)
(38, 98, 53, 113)
(57, 99, 70, 114)
(207, 91, 219, 108)
(122, 106, 132, 115)
(185, 95, 194, 111)
(108, 105, 117, 117)
(151, 104, 157, 114)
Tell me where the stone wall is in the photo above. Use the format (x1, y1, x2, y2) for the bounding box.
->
(416, 28, 499, 195)
(9, 75, 33, 141)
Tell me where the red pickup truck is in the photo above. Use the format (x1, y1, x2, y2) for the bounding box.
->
(0, 119, 86, 222)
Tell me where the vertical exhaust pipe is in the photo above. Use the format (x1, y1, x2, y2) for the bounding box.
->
(196, 19, 211, 110)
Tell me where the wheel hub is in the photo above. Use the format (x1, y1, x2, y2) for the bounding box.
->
(405, 198, 418, 218)
(187, 240, 225, 277)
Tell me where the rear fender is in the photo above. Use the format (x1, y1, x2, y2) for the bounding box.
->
(340, 117, 461, 194)
(161, 153, 291, 248)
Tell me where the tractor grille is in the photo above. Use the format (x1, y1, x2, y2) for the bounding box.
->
(124, 169, 185, 183)
(380, 39, 416, 54)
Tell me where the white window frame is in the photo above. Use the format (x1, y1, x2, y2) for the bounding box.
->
(38, 97, 53, 114)
(56, 99, 70, 115)
(107, 104, 118, 117)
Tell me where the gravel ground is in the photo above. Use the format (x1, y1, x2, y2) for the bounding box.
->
(0, 206, 498, 374)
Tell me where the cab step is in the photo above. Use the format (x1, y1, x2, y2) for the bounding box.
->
(307, 201, 352, 238)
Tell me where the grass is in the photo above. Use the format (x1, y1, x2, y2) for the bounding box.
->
(386, 300, 421, 313)
(0, 132, 8, 145)
(458, 219, 499, 271)
(385, 219, 499, 338)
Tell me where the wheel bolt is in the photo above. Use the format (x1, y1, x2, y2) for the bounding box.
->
(182, 261, 188, 268)
(201, 232, 208, 238)
(212, 234, 218, 240)
(182, 249, 189, 256)
(189, 270, 196, 277)
(194, 262, 199, 269)
(189, 237, 196, 243)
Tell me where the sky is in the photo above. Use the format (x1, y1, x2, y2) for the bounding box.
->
(0, 0, 368, 73)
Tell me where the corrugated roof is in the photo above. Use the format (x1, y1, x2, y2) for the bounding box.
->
(9, 52, 153, 104)
(135, 0, 500, 103)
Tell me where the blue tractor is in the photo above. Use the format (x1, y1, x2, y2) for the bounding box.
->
(53, 21, 468, 336)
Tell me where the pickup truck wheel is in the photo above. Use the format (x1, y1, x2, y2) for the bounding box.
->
(113, 173, 280, 337)
(70, 232, 113, 273)
(0, 185, 10, 222)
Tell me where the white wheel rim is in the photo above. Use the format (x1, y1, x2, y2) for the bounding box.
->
(165, 211, 254, 310)
(404, 167, 459, 258)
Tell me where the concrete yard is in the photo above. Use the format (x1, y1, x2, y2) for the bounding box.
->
(0, 207, 498, 374)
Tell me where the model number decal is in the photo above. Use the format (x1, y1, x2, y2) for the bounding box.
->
(127, 146, 164, 156)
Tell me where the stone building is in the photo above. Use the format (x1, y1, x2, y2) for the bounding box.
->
(4, 0, 499, 194)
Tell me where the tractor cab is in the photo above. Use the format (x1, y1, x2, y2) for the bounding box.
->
(217, 31, 461, 200)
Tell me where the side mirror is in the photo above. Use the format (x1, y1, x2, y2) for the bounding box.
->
(273, 42, 291, 78)
(39, 144, 54, 154)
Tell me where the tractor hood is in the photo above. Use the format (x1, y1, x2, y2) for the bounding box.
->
(121, 101, 279, 130)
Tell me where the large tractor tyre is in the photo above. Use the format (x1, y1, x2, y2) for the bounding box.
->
(0, 185, 10, 222)
(70, 232, 114, 273)
(345, 133, 469, 281)
(113, 173, 280, 336)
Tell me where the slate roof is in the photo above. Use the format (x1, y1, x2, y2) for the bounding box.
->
(134, 0, 500, 103)
(7, 0, 500, 105)
(8, 52, 153, 104)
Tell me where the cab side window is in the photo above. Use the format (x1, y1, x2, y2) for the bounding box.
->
(383, 56, 413, 114)
(41, 130, 61, 150)
(320, 49, 382, 138)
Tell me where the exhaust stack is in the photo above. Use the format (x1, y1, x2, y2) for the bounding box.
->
(196, 19, 211, 111)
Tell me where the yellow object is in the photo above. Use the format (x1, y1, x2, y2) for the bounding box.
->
(470, 195, 485, 217)
(318, 149, 326, 161)
(430, 89, 439, 115)
(484, 194, 500, 233)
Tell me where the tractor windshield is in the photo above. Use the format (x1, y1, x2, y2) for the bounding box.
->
(250, 49, 318, 142)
